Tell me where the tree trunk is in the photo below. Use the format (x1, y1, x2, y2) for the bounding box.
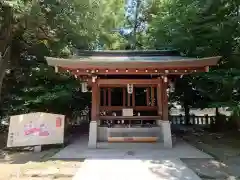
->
(0, 6, 13, 102)
(215, 107, 219, 118)
(184, 102, 190, 125)
(131, 0, 141, 50)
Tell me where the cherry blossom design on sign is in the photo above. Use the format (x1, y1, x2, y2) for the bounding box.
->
(24, 121, 49, 137)
(39, 124, 49, 136)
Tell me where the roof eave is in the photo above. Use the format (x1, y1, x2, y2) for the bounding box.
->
(45, 56, 221, 69)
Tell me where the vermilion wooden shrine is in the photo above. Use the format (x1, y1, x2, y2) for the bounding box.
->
(46, 50, 220, 148)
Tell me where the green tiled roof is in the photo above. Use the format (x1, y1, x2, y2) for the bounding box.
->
(69, 55, 193, 62)
(45, 50, 220, 68)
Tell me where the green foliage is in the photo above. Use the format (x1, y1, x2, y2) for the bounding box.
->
(192, 69, 240, 111)
(1, 64, 91, 116)
(1, 0, 240, 123)
(96, 0, 127, 49)
(148, 0, 240, 57)
(0, 0, 101, 117)
(147, 0, 240, 112)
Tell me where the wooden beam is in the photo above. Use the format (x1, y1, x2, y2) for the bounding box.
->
(100, 106, 158, 111)
(94, 84, 158, 88)
(157, 77, 163, 117)
(96, 84, 100, 119)
(97, 79, 160, 86)
(132, 87, 135, 107)
(108, 88, 111, 106)
(99, 116, 161, 121)
(162, 78, 169, 120)
(123, 88, 126, 107)
(103, 88, 107, 106)
(62, 67, 206, 76)
(146, 88, 150, 106)
(91, 82, 98, 121)
(127, 93, 131, 107)
(151, 87, 155, 106)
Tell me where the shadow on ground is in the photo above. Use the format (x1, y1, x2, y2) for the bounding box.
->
(173, 127, 240, 180)
(0, 123, 89, 180)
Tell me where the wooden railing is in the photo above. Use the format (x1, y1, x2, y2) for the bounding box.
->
(73, 114, 217, 126)
(69, 114, 89, 126)
(170, 114, 216, 125)
(99, 116, 161, 121)
(99, 116, 160, 128)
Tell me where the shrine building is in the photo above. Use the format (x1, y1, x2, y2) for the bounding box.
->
(46, 50, 220, 148)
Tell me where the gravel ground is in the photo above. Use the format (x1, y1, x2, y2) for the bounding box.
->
(179, 130, 240, 180)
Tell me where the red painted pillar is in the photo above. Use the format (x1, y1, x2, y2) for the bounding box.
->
(123, 88, 126, 107)
(162, 77, 169, 121)
(91, 81, 99, 121)
(157, 77, 163, 118)
(146, 87, 150, 106)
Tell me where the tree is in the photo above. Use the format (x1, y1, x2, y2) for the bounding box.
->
(144, 0, 240, 128)
(124, 0, 155, 49)
(1, 64, 91, 117)
(0, 0, 103, 117)
(170, 75, 204, 125)
(147, 0, 240, 57)
(96, 0, 127, 50)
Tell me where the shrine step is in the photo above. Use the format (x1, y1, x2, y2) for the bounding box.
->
(96, 142, 165, 149)
(107, 136, 158, 142)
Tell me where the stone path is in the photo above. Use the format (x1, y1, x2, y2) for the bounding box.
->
(182, 131, 240, 179)
(52, 135, 212, 180)
(52, 135, 212, 160)
(181, 158, 232, 180)
(73, 159, 201, 180)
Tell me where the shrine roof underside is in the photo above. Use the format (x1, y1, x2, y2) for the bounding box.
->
(45, 50, 220, 74)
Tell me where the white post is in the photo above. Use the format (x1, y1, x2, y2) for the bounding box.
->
(88, 121, 97, 148)
(160, 120, 172, 148)
(33, 145, 42, 152)
(54, 66, 58, 73)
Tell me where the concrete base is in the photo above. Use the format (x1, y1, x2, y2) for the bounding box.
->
(33, 145, 42, 152)
(98, 126, 162, 142)
(88, 121, 97, 148)
(160, 120, 172, 148)
(94, 120, 172, 148)
(97, 142, 165, 149)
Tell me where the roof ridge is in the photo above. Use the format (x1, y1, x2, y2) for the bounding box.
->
(75, 50, 181, 57)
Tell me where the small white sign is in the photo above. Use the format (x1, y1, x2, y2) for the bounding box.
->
(122, 108, 133, 116)
(127, 84, 133, 94)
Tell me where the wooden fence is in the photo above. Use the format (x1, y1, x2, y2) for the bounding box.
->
(69, 114, 89, 126)
(73, 114, 217, 126)
(170, 114, 216, 125)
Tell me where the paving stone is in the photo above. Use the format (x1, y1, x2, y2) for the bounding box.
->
(24, 167, 60, 176)
(182, 158, 233, 179)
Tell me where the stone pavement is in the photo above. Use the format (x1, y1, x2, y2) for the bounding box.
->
(73, 159, 200, 180)
(73, 159, 201, 180)
(51, 135, 211, 160)
(181, 158, 233, 179)
(51, 135, 213, 180)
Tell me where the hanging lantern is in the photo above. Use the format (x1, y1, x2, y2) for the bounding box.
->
(54, 66, 58, 73)
(92, 76, 97, 83)
(81, 82, 88, 93)
(127, 84, 133, 94)
(169, 80, 175, 92)
(164, 76, 168, 83)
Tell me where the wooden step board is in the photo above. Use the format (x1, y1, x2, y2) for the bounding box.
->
(108, 137, 158, 142)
